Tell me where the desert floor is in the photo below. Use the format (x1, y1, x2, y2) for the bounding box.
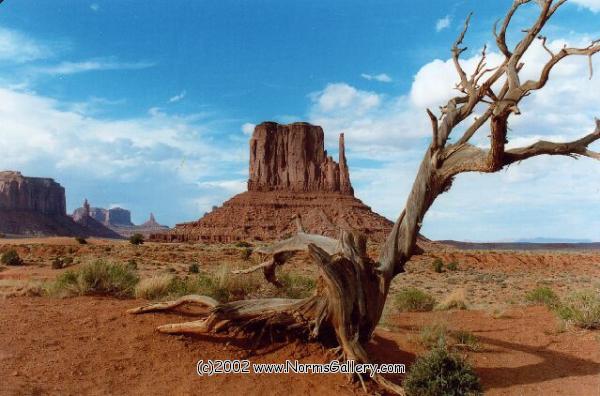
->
(0, 237, 599, 395)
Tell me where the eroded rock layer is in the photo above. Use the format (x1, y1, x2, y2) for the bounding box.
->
(152, 191, 392, 243)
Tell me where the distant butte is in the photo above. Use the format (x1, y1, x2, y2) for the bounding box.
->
(151, 122, 393, 243)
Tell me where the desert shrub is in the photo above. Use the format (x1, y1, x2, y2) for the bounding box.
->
(1, 249, 23, 266)
(432, 258, 444, 273)
(418, 324, 448, 348)
(278, 273, 316, 299)
(135, 267, 262, 303)
(51, 256, 74, 270)
(446, 260, 458, 271)
(403, 345, 483, 396)
(188, 263, 200, 274)
(240, 247, 252, 261)
(47, 260, 138, 298)
(436, 288, 468, 311)
(235, 241, 252, 248)
(75, 237, 87, 245)
(395, 287, 436, 312)
(451, 330, 480, 351)
(0, 233, 6, 238)
(555, 290, 600, 329)
(126, 259, 138, 270)
(129, 233, 145, 245)
(526, 286, 560, 308)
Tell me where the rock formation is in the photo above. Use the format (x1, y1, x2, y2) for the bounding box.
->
(72, 203, 169, 237)
(248, 122, 353, 195)
(0, 171, 121, 238)
(151, 122, 393, 243)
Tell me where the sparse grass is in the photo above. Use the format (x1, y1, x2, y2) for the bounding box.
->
(403, 344, 483, 396)
(395, 287, 436, 312)
(51, 256, 74, 270)
(240, 247, 252, 261)
(135, 265, 262, 303)
(46, 260, 139, 298)
(526, 286, 560, 308)
(278, 272, 316, 299)
(129, 233, 144, 245)
(418, 324, 448, 349)
(1, 249, 23, 266)
(451, 330, 480, 352)
(188, 263, 200, 274)
(75, 237, 87, 245)
(126, 259, 138, 270)
(446, 260, 458, 271)
(432, 258, 444, 273)
(555, 289, 600, 329)
(435, 288, 468, 311)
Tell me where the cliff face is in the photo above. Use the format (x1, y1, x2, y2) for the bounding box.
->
(0, 171, 121, 238)
(248, 122, 353, 195)
(0, 171, 66, 215)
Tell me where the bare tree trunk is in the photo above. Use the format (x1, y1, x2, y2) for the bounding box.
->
(128, 2, 600, 394)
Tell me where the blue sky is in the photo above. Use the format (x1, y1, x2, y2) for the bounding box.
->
(1, 0, 600, 241)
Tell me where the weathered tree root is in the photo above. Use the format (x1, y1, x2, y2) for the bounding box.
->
(129, 231, 405, 395)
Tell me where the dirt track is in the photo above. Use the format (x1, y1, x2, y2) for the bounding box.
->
(1, 297, 598, 395)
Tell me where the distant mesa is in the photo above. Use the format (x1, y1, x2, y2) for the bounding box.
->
(72, 201, 169, 237)
(0, 171, 120, 238)
(151, 122, 393, 243)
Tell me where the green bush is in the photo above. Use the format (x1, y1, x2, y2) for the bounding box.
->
(188, 263, 200, 274)
(395, 287, 436, 312)
(432, 258, 444, 273)
(1, 249, 23, 266)
(404, 345, 482, 396)
(129, 233, 145, 245)
(0, 233, 6, 239)
(47, 260, 139, 298)
(235, 241, 252, 248)
(278, 273, 316, 299)
(240, 247, 253, 261)
(555, 290, 600, 329)
(126, 259, 138, 270)
(446, 261, 458, 271)
(75, 237, 87, 245)
(526, 286, 560, 308)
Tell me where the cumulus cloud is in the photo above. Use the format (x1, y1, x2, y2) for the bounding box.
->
(32, 58, 155, 75)
(435, 15, 452, 32)
(168, 90, 186, 103)
(241, 122, 256, 135)
(361, 73, 392, 82)
(571, 0, 600, 12)
(309, 34, 600, 240)
(0, 27, 52, 63)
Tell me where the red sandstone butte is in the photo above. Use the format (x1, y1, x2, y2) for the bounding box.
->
(151, 122, 392, 243)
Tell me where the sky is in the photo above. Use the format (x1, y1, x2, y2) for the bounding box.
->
(1, 0, 600, 241)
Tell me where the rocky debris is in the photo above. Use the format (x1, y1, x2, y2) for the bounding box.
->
(152, 122, 393, 243)
(72, 201, 169, 237)
(0, 171, 121, 238)
(248, 122, 354, 195)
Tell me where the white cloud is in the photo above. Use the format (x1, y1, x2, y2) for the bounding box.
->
(241, 122, 256, 135)
(90, 3, 100, 12)
(435, 15, 452, 32)
(571, 0, 600, 12)
(168, 90, 186, 103)
(32, 59, 155, 75)
(361, 73, 392, 83)
(0, 27, 52, 63)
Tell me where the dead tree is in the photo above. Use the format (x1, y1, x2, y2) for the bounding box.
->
(129, 2, 599, 394)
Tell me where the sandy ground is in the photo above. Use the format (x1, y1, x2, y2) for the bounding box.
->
(0, 237, 599, 395)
